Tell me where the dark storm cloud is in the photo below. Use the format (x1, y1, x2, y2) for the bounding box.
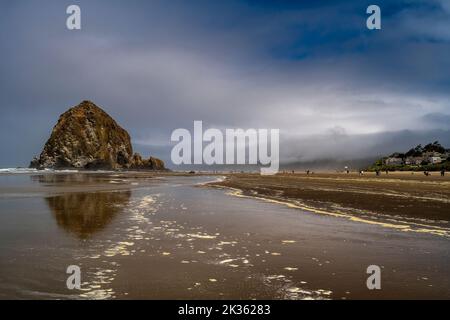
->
(0, 0, 449, 167)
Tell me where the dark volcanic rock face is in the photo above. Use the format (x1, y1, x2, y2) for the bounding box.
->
(30, 100, 166, 170)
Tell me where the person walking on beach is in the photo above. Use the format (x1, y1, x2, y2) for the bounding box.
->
(442, 169, 446, 177)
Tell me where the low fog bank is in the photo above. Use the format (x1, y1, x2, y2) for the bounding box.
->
(134, 129, 450, 171)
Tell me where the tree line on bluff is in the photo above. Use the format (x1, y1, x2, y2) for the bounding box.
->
(368, 141, 450, 172)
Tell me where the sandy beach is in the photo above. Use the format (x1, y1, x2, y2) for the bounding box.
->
(209, 172, 450, 237)
(0, 171, 449, 299)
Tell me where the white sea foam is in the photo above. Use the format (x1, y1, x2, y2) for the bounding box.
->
(0, 168, 122, 175)
(195, 176, 226, 186)
(0, 168, 84, 174)
(0, 168, 38, 174)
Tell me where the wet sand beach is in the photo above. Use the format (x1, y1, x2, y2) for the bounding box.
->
(210, 172, 450, 237)
(0, 172, 449, 299)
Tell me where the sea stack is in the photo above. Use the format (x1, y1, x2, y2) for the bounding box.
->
(30, 100, 166, 171)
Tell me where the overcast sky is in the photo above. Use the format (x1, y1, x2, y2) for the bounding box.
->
(1, 0, 450, 168)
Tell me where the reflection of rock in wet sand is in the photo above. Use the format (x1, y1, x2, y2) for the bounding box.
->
(32, 173, 112, 185)
(46, 191, 131, 239)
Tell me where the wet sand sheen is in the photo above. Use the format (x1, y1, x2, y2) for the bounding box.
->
(0, 173, 449, 299)
(210, 173, 450, 237)
(216, 185, 450, 237)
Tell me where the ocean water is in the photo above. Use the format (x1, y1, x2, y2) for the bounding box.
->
(0, 172, 449, 299)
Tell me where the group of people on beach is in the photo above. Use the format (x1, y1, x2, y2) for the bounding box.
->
(360, 169, 445, 177)
(423, 169, 446, 177)
(287, 168, 446, 176)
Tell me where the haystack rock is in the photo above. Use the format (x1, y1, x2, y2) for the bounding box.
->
(30, 100, 166, 171)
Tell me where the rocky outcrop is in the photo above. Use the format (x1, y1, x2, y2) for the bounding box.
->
(147, 156, 166, 170)
(30, 100, 166, 171)
(130, 153, 166, 170)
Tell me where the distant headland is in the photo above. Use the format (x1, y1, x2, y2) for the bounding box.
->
(30, 100, 166, 171)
